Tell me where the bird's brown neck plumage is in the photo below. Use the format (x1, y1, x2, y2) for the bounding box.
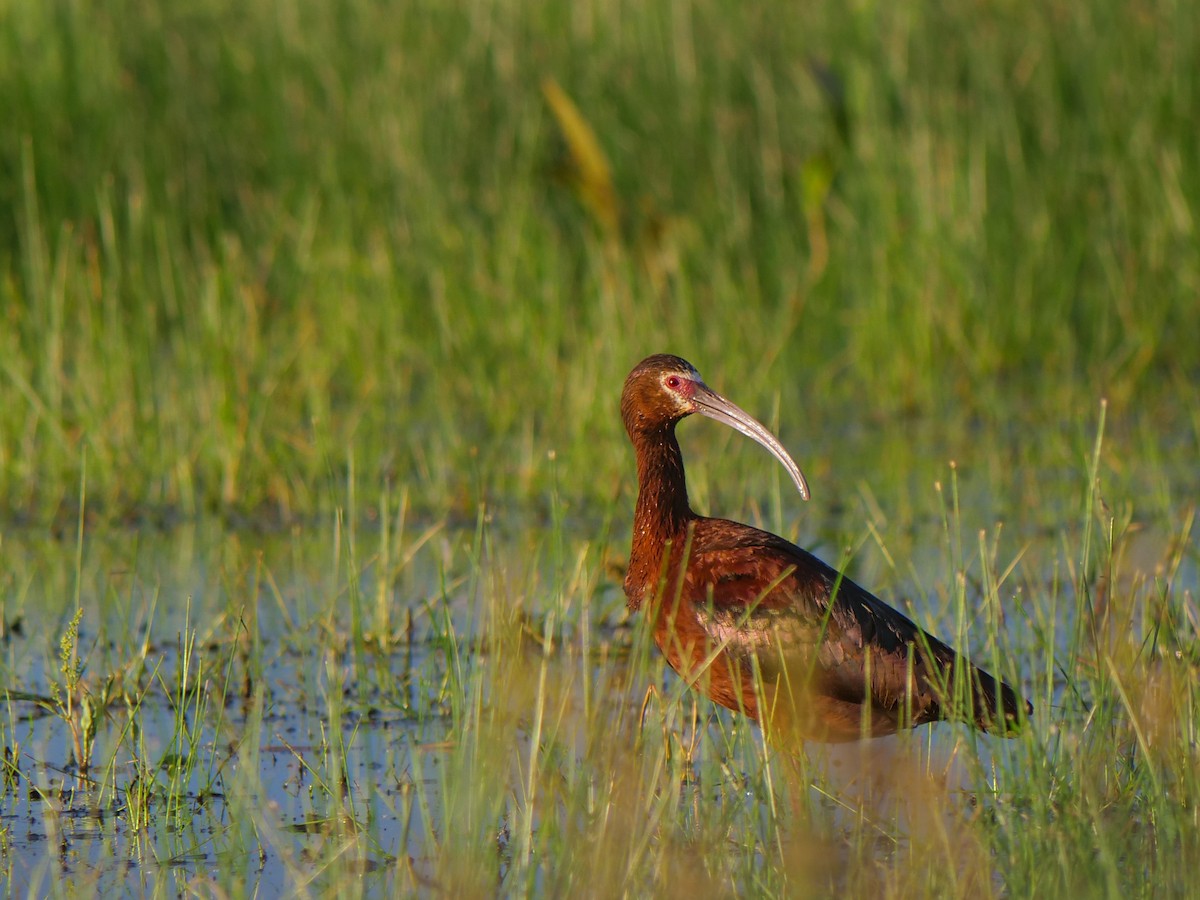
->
(625, 424, 693, 610)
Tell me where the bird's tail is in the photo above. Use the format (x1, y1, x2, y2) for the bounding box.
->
(967, 665, 1032, 736)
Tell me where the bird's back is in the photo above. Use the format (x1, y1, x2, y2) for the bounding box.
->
(654, 517, 1028, 741)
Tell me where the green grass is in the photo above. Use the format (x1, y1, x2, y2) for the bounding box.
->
(0, 0, 1198, 895)
(0, 431, 1197, 894)
(1, 0, 1196, 521)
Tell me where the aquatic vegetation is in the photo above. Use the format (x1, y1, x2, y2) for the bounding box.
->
(0, 0, 1197, 894)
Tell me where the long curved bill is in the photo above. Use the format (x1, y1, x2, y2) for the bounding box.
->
(692, 384, 811, 501)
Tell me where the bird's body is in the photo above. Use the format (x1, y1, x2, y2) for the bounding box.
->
(621, 354, 1029, 743)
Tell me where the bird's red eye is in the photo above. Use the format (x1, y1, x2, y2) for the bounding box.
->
(665, 375, 682, 390)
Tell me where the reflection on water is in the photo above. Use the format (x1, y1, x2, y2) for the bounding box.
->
(0, 518, 466, 893)
(0, 486, 1195, 892)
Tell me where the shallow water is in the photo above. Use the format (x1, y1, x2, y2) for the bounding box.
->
(1, 481, 1196, 893)
(2, 679, 443, 895)
(0, 518, 466, 893)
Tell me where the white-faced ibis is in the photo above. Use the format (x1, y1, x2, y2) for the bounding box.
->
(622, 354, 1030, 743)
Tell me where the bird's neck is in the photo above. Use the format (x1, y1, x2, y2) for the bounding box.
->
(626, 426, 693, 609)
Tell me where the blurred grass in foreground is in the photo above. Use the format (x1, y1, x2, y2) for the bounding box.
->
(1, 445, 1196, 894)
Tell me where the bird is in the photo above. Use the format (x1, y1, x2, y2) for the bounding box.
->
(621, 353, 1030, 744)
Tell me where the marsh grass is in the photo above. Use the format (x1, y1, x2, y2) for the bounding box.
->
(0, 431, 1197, 893)
(1, 0, 1198, 895)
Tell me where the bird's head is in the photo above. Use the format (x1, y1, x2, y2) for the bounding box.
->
(621, 354, 810, 501)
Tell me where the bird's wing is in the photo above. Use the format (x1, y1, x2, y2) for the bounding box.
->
(682, 519, 958, 722)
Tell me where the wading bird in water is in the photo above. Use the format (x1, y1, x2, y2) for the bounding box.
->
(621, 354, 1030, 743)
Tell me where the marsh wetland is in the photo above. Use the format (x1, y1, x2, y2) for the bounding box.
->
(3, 0, 1199, 895)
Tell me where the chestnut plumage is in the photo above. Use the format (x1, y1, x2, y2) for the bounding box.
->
(622, 354, 1030, 742)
